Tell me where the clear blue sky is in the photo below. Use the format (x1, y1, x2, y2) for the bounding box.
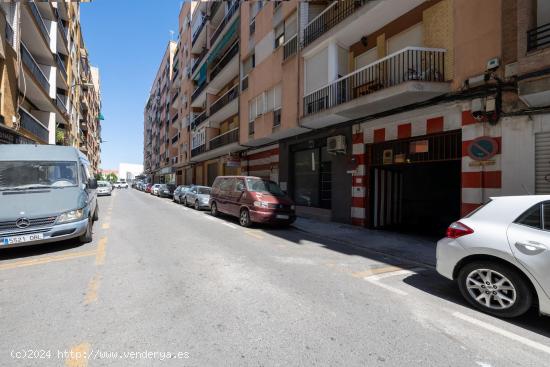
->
(80, 0, 182, 171)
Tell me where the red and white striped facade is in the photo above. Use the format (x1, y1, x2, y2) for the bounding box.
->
(240, 144, 280, 182)
(351, 102, 503, 226)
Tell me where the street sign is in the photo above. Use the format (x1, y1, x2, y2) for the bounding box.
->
(467, 136, 498, 161)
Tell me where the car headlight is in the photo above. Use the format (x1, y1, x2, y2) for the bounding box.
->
(57, 208, 85, 223)
(254, 201, 269, 208)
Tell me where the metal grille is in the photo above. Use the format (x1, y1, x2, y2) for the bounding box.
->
(370, 130, 462, 167)
(0, 228, 51, 238)
(0, 216, 57, 233)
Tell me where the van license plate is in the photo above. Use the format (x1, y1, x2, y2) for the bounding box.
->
(276, 214, 289, 219)
(1, 233, 44, 246)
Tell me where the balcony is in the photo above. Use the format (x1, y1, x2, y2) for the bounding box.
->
(171, 91, 180, 109)
(19, 108, 49, 143)
(209, 85, 239, 126)
(303, 0, 366, 48)
(191, 82, 207, 106)
(56, 94, 68, 116)
(21, 43, 50, 95)
(527, 22, 550, 51)
(5, 21, 14, 49)
(56, 54, 67, 80)
(209, 42, 239, 93)
(29, 2, 50, 43)
(191, 14, 206, 52)
(283, 34, 298, 60)
(301, 47, 449, 128)
(191, 110, 208, 130)
(210, 1, 240, 47)
(191, 144, 206, 157)
(209, 128, 239, 150)
(191, 48, 207, 74)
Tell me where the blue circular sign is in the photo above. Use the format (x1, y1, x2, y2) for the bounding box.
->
(467, 136, 498, 161)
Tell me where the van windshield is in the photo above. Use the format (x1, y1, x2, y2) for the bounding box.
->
(0, 161, 79, 190)
(246, 178, 285, 197)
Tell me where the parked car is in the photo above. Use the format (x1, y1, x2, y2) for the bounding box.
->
(151, 184, 161, 196)
(173, 185, 190, 203)
(145, 183, 153, 193)
(209, 176, 295, 227)
(158, 184, 176, 198)
(184, 185, 211, 210)
(97, 181, 112, 196)
(0, 145, 99, 249)
(436, 196, 550, 318)
(114, 181, 128, 189)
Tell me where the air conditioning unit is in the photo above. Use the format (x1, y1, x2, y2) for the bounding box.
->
(327, 135, 346, 154)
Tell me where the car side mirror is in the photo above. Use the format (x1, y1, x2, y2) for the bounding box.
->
(87, 178, 98, 190)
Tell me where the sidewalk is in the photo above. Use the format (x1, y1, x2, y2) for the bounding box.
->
(291, 217, 438, 267)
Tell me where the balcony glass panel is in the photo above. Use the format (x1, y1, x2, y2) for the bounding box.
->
(19, 108, 49, 143)
(209, 128, 239, 150)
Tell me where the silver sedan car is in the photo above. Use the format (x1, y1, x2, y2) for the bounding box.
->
(97, 181, 112, 196)
(437, 195, 550, 318)
(183, 185, 211, 210)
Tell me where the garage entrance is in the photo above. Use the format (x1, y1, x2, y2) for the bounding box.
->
(368, 130, 462, 235)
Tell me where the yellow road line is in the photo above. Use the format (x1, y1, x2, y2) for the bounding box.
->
(244, 230, 264, 240)
(84, 274, 100, 305)
(351, 265, 406, 278)
(0, 250, 97, 271)
(101, 223, 110, 229)
(65, 342, 90, 367)
(95, 237, 107, 265)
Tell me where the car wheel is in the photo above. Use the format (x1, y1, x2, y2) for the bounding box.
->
(239, 209, 252, 227)
(184, 198, 188, 206)
(194, 200, 200, 210)
(92, 205, 99, 221)
(211, 202, 218, 217)
(78, 217, 93, 244)
(457, 261, 533, 318)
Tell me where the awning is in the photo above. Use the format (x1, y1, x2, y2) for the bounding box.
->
(208, 18, 238, 64)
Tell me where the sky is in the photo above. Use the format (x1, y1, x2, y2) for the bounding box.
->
(80, 0, 182, 171)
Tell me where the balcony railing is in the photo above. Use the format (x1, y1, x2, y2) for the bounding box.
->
(210, 0, 240, 46)
(191, 110, 208, 130)
(171, 91, 179, 104)
(56, 54, 67, 80)
(210, 85, 239, 116)
(191, 144, 206, 157)
(5, 21, 14, 48)
(29, 1, 50, 42)
(303, 0, 366, 48)
(527, 22, 550, 51)
(191, 82, 206, 102)
(283, 34, 298, 60)
(192, 14, 206, 47)
(21, 43, 50, 93)
(209, 128, 239, 150)
(191, 48, 207, 74)
(56, 94, 68, 115)
(19, 108, 49, 143)
(57, 16, 68, 44)
(248, 121, 254, 135)
(303, 47, 446, 116)
(210, 41, 239, 81)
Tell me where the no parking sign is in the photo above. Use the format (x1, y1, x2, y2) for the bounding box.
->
(467, 136, 499, 161)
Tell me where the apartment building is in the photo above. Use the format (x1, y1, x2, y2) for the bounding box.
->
(0, 1, 102, 173)
(144, 0, 550, 231)
(144, 41, 177, 183)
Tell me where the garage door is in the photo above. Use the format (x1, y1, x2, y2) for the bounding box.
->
(535, 132, 550, 194)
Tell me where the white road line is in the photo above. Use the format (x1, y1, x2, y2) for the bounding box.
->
(204, 215, 217, 221)
(452, 312, 550, 355)
(221, 222, 238, 229)
(364, 268, 423, 281)
(365, 278, 409, 296)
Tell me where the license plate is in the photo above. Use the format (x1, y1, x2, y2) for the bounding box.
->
(276, 214, 289, 219)
(1, 233, 44, 246)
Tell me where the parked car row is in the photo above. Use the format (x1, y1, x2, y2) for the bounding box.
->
(135, 176, 296, 227)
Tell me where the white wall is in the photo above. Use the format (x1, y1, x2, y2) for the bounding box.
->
(501, 116, 535, 195)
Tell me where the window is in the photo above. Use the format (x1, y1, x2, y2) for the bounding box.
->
(235, 179, 245, 192)
(516, 204, 542, 229)
(274, 22, 284, 48)
(284, 12, 297, 39)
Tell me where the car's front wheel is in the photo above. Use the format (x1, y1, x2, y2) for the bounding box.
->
(194, 200, 200, 210)
(211, 202, 218, 217)
(457, 261, 533, 318)
(239, 209, 251, 227)
(79, 217, 93, 244)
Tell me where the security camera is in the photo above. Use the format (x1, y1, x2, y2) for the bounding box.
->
(472, 110, 486, 121)
(471, 98, 485, 121)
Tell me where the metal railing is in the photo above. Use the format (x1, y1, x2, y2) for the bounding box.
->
(283, 34, 298, 60)
(21, 43, 50, 93)
(191, 48, 207, 74)
(210, 41, 239, 81)
(19, 108, 49, 143)
(191, 82, 206, 102)
(303, 47, 446, 116)
(5, 21, 14, 48)
(29, 1, 50, 41)
(191, 110, 208, 129)
(210, 85, 238, 116)
(171, 113, 179, 124)
(210, 0, 239, 46)
(527, 22, 550, 51)
(192, 14, 206, 47)
(248, 121, 254, 135)
(57, 16, 68, 44)
(56, 95, 67, 115)
(56, 54, 67, 80)
(171, 91, 179, 104)
(209, 128, 239, 150)
(303, 0, 366, 48)
(191, 144, 206, 157)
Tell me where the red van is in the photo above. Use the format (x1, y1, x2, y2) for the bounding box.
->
(209, 176, 296, 227)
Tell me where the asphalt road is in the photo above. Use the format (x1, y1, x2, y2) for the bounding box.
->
(1, 188, 549, 367)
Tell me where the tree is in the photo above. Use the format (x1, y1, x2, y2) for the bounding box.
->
(105, 173, 118, 183)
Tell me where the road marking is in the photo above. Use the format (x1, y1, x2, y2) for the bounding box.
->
(204, 215, 217, 221)
(245, 230, 264, 240)
(221, 222, 238, 229)
(362, 268, 425, 296)
(84, 274, 100, 305)
(452, 311, 550, 355)
(95, 237, 107, 265)
(101, 223, 110, 229)
(365, 278, 409, 296)
(0, 251, 96, 271)
(352, 265, 405, 278)
(65, 342, 90, 367)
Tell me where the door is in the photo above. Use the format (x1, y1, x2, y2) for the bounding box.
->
(507, 201, 550, 296)
(535, 132, 550, 194)
(217, 178, 234, 214)
(228, 178, 246, 217)
(186, 186, 197, 205)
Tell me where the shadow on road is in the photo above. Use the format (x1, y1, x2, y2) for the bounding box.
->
(403, 271, 550, 338)
(0, 237, 87, 261)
